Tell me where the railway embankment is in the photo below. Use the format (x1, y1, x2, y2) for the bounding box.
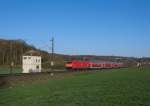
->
(0, 70, 96, 88)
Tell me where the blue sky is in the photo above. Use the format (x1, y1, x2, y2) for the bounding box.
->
(0, 0, 150, 57)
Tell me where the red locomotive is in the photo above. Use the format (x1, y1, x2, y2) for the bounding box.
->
(65, 60, 124, 70)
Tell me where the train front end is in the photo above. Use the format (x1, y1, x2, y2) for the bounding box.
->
(65, 61, 73, 69)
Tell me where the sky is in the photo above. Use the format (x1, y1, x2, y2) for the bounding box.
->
(0, 0, 150, 57)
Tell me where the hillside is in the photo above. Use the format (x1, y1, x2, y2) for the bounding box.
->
(0, 39, 36, 65)
(0, 39, 149, 68)
(0, 39, 65, 68)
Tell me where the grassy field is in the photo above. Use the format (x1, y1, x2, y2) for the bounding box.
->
(0, 66, 22, 74)
(0, 67, 150, 106)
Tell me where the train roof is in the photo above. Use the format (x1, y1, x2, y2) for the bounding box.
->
(71, 60, 123, 64)
(91, 61, 122, 64)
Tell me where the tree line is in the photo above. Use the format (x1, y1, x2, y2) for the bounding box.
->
(0, 39, 36, 66)
(0, 39, 149, 68)
(0, 39, 65, 68)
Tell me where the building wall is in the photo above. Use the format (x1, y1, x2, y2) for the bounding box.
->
(22, 56, 41, 73)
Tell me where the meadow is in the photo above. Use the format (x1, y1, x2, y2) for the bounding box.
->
(0, 67, 150, 106)
(0, 66, 22, 74)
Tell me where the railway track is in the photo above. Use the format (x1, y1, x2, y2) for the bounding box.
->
(0, 68, 125, 88)
(0, 69, 98, 77)
(0, 69, 99, 87)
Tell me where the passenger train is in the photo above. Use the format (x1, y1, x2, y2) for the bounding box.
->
(65, 60, 124, 70)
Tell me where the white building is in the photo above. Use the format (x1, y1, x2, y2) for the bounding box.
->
(22, 51, 42, 73)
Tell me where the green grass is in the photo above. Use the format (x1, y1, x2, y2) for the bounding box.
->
(0, 68, 150, 106)
(0, 66, 22, 74)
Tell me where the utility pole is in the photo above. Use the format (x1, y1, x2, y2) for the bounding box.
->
(10, 41, 14, 74)
(50, 37, 54, 70)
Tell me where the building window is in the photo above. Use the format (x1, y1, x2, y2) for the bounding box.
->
(36, 65, 39, 69)
(28, 57, 31, 59)
(24, 57, 27, 59)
